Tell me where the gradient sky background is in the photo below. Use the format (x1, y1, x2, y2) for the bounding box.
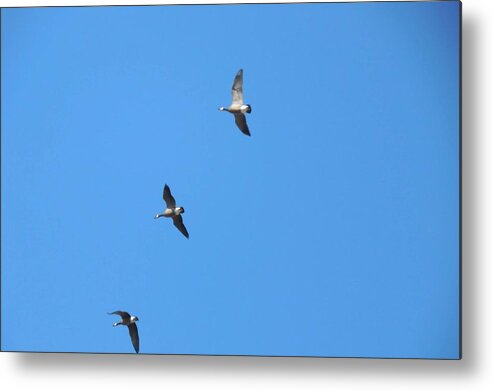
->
(1, 1, 460, 359)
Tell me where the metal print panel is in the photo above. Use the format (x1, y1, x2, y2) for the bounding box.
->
(1, 1, 461, 359)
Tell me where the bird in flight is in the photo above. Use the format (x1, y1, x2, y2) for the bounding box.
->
(219, 69, 252, 136)
(108, 310, 140, 353)
(154, 184, 189, 239)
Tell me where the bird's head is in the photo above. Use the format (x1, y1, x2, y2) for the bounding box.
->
(179, 207, 185, 214)
(131, 316, 139, 323)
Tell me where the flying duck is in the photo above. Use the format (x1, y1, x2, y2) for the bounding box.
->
(154, 184, 189, 239)
(108, 310, 140, 353)
(219, 69, 252, 136)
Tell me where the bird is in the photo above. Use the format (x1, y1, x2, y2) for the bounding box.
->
(219, 69, 252, 136)
(108, 310, 140, 353)
(154, 184, 189, 239)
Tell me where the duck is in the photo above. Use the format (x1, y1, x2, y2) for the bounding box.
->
(219, 69, 252, 136)
(108, 310, 140, 353)
(154, 184, 189, 239)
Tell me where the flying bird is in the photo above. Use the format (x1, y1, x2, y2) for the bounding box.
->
(154, 184, 189, 239)
(108, 310, 140, 353)
(219, 69, 252, 136)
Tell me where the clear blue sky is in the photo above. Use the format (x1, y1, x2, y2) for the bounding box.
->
(1, 1, 460, 359)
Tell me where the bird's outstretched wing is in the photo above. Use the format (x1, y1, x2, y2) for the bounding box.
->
(172, 215, 189, 239)
(163, 184, 176, 208)
(234, 113, 251, 136)
(108, 311, 131, 321)
(231, 69, 244, 105)
(128, 323, 140, 353)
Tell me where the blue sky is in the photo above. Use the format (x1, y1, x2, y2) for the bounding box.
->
(1, 1, 460, 358)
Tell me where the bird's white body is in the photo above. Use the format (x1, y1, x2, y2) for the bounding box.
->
(239, 104, 250, 113)
(163, 207, 184, 218)
(219, 104, 250, 114)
